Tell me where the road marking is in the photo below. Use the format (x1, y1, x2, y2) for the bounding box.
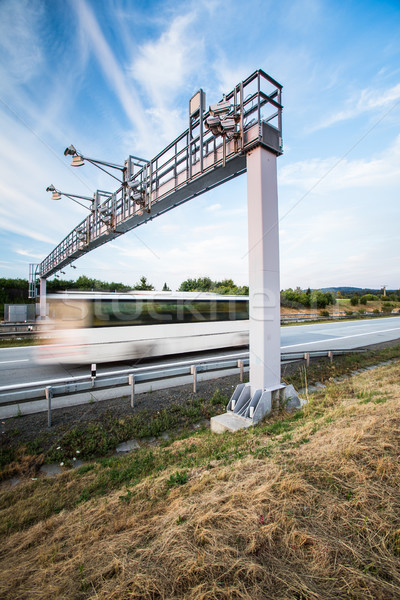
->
(282, 326, 400, 349)
(0, 359, 30, 365)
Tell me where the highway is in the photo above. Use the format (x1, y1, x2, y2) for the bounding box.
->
(0, 316, 399, 389)
(281, 316, 400, 352)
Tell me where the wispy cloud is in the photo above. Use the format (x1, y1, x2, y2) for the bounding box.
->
(280, 134, 400, 192)
(73, 0, 150, 145)
(206, 203, 222, 212)
(0, 0, 44, 87)
(313, 82, 400, 131)
(15, 249, 46, 260)
(130, 10, 205, 147)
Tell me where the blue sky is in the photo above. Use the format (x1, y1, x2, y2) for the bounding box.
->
(0, 0, 399, 291)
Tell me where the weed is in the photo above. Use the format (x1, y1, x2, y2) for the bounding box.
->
(77, 464, 95, 475)
(252, 446, 270, 458)
(167, 470, 188, 487)
(176, 514, 186, 524)
(210, 389, 228, 406)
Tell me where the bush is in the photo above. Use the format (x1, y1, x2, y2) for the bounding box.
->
(362, 294, 379, 301)
(382, 303, 394, 311)
(345, 310, 353, 316)
(320, 310, 330, 317)
(350, 296, 359, 306)
(357, 309, 366, 315)
(360, 296, 368, 305)
(373, 309, 380, 314)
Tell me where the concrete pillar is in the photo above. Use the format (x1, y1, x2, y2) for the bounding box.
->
(246, 145, 281, 395)
(39, 277, 47, 320)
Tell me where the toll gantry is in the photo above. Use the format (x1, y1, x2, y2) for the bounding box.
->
(29, 68, 302, 431)
(29, 69, 282, 290)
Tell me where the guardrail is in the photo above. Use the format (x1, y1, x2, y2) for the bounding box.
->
(0, 349, 365, 425)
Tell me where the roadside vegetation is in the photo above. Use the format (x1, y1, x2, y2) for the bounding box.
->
(3, 276, 400, 320)
(0, 345, 399, 599)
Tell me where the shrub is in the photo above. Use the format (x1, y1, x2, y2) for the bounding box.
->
(382, 303, 394, 311)
(345, 310, 353, 316)
(320, 310, 330, 317)
(362, 294, 379, 301)
(373, 309, 380, 314)
(357, 309, 366, 315)
(350, 296, 359, 306)
(360, 296, 368, 305)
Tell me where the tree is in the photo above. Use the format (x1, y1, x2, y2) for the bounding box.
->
(162, 282, 171, 291)
(350, 295, 359, 306)
(134, 276, 155, 290)
(179, 277, 213, 292)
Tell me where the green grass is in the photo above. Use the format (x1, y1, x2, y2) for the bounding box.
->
(0, 338, 39, 348)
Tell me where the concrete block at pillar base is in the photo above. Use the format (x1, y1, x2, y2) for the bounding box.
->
(210, 413, 253, 434)
(281, 384, 304, 411)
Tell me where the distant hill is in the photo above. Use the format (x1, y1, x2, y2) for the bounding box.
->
(319, 287, 391, 295)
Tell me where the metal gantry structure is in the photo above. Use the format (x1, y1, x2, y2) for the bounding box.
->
(29, 69, 282, 294)
(29, 68, 302, 431)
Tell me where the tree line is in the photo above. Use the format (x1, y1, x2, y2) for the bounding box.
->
(1, 276, 399, 317)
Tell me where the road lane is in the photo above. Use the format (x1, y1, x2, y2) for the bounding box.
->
(0, 317, 399, 388)
(281, 316, 400, 351)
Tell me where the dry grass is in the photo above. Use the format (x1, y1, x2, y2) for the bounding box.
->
(1, 362, 400, 599)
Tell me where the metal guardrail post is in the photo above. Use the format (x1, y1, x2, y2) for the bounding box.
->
(304, 352, 310, 367)
(328, 351, 333, 363)
(129, 374, 135, 408)
(91, 363, 96, 387)
(238, 359, 244, 382)
(191, 365, 197, 393)
(45, 386, 53, 427)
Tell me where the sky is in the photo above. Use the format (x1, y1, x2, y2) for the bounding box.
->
(0, 0, 399, 292)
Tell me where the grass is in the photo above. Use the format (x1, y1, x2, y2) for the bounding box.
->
(0, 394, 223, 481)
(1, 345, 400, 483)
(0, 347, 400, 598)
(0, 337, 39, 348)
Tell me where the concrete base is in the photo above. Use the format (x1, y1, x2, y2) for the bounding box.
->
(210, 412, 254, 434)
(211, 382, 304, 434)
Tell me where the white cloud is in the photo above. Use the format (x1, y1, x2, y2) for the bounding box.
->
(15, 249, 46, 260)
(206, 203, 222, 212)
(130, 10, 205, 149)
(279, 134, 400, 194)
(132, 12, 200, 106)
(0, 0, 44, 86)
(73, 0, 150, 144)
(313, 82, 400, 130)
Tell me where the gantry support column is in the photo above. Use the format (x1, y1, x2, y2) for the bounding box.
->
(246, 145, 281, 395)
(211, 142, 302, 434)
(39, 278, 47, 320)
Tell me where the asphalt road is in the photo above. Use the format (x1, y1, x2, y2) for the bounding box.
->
(1, 316, 399, 389)
(281, 316, 400, 352)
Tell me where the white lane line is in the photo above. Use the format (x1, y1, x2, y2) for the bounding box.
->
(0, 359, 30, 365)
(282, 326, 400, 349)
